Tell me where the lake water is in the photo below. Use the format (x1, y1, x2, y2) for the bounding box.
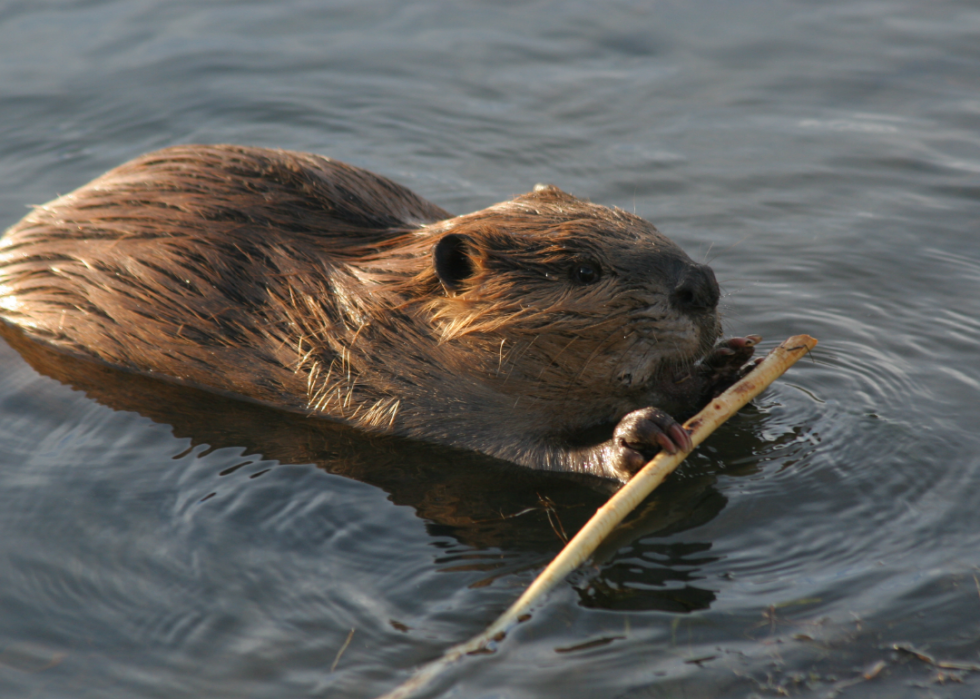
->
(1, 1, 979, 697)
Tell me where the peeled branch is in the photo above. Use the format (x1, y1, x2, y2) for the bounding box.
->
(376, 334, 819, 699)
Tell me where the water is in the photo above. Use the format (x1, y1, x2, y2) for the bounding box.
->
(1, 0, 979, 697)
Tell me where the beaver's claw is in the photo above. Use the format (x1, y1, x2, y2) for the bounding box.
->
(700, 335, 762, 397)
(583, 336, 763, 481)
(607, 407, 693, 478)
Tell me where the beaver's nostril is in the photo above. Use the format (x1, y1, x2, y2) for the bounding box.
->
(670, 264, 720, 313)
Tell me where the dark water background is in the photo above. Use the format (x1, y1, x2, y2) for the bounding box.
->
(1, 1, 979, 697)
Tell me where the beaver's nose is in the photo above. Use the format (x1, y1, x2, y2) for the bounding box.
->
(669, 263, 720, 314)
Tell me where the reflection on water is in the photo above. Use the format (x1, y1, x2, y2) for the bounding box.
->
(2, 321, 737, 606)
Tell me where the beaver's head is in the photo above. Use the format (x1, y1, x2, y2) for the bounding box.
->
(417, 185, 722, 425)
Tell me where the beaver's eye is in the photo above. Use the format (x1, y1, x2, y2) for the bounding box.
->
(570, 261, 601, 285)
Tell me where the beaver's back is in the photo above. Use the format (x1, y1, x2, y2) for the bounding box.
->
(0, 145, 450, 408)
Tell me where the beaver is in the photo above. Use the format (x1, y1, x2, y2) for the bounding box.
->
(0, 144, 758, 481)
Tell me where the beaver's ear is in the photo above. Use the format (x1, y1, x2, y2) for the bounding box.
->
(524, 183, 581, 204)
(434, 234, 476, 291)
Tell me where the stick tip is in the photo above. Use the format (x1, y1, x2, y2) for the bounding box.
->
(778, 334, 818, 353)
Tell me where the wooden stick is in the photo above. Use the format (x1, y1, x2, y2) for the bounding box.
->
(376, 334, 818, 699)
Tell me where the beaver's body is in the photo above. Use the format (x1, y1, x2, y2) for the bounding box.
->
(0, 145, 755, 480)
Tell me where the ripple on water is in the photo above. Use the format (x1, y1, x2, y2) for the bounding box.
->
(1, 0, 980, 697)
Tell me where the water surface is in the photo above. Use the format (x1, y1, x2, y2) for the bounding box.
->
(1, 1, 979, 697)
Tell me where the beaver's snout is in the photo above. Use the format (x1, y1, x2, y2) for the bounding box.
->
(669, 262, 720, 315)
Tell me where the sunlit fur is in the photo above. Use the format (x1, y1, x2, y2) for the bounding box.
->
(0, 145, 720, 477)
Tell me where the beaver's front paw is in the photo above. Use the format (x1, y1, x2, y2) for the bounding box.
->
(700, 335, 762, 397)
(607, 407, 693, 479)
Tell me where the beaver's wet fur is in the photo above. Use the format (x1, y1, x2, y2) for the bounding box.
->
(0, 145, 757, 480)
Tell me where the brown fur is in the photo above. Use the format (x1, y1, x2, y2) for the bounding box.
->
(0, 145, 729, 480)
